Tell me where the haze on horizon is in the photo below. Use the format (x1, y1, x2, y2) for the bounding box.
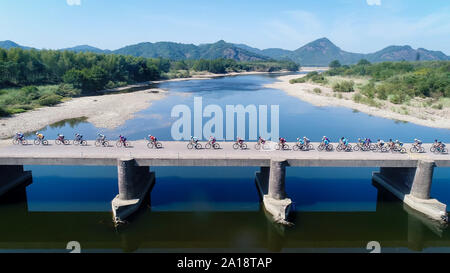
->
(0, 0, 449, 55)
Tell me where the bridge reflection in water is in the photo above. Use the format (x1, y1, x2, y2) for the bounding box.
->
(0, 182, 448, 253)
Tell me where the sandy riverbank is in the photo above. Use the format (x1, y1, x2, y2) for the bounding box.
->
(0, 88, 167, 139)
(265, 74, 450, 130)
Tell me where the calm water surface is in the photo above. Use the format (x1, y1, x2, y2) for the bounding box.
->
(1, 73, 450, 253)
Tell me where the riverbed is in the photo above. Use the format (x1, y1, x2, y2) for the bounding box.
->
(1, 73, 450, 253)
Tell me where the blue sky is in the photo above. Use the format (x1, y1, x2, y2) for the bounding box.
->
(0, 0, 449, 54)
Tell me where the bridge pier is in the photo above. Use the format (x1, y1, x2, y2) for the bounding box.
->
(255, 160, 292, 225)
(0, 165, 32, 198)
(111, 158, 155, 224)
(372, 160, 447, 223)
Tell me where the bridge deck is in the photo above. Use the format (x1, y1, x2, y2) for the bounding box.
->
(0, 141, 448, 167)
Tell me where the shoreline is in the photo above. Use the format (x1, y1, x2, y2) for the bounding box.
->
(265, 74, 450, 130)
(0, 70, 294, 139)
(0, 89, 167, 139)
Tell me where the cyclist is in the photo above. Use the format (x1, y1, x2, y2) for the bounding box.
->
(413, 138, 423, 149)
(148, 134, 157, 143)
(209, 136, 216, 145)
(97, 133, 106, 141)
(340, 137, 349, 147)
(36, 132, 44, 140)
(236, 137, 244, 145)
(257, 136, 266, 145)
(279, 137, 286, 145)
(388, 139, 395, 149)
(57, 133, 65, 141)
(190, 136, 198, 144)
(15, 132, 25, 141)
(364, 138, 372, 148)
(118, 135, 127, 143)
(322, 136, 330, 146)
(74, 133, 83, 141)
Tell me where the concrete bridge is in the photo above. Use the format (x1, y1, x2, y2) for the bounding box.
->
(0, 141, 449, 224)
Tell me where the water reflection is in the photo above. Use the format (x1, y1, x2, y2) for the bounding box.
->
(1, 181, 449, 253)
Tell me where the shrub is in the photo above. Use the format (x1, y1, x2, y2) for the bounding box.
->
(353, 93, 363, 103)
(55, 84, 81, 97)
(313, 88, 322, 94)
(0, 106, 9, 117)
(289, 77, 306, 84)
(37, 94, 63, 106)
(333, 81, 354, 92)
(432, 103, 443, 110)
(389, 94, 404, 104)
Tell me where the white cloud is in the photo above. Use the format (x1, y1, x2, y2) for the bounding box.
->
(366, 0, 381, 6)
(67, 0, 81, 6)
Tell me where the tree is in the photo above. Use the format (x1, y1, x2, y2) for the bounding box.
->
(329, 60, 341, 68)
(357, 59, 371, 66)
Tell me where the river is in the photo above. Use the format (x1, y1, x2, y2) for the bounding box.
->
(1, 73, 450, 253)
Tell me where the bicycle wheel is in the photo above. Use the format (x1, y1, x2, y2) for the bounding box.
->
(353, 145, 360, 152)
(195, 143, 202, 149)
(116, 141, 122, 147)
(213, 143, 220, 149)
(21, 140, 28, 145)
(81, 140, 87, 146)
(147, 142, 154, 149)
(419, 147, 425, 153)
(73, 140, 79, 145)
(410, 147, 417, 153)
(293, 144, 300, 151)
(337, 145, 342, 152)
(12, 139, 19, 145)
(55, 139, 61, 145)
(400, 148, 406, 154)
(233, 143, 239, 150)
(283, 144, 289, 150)
(275, 144, 281, 150)
(34, 139, 40, 145)
(255, 143, 261, 150)
(64, 140, 69, 145)
(317, 144, 324, 151)
(95, 140, 101, 147)
(443, 148, 448, 154)
(187, 143, 193, 149)
(42, 140, 49, 145)
(103, 141, 109, 147)
(326, 144, 334, 152)
(156, 142, 162, 149)
(241, 143, 247, 149)
(307, 144, 314, 150)
(205, 143, 211, 149)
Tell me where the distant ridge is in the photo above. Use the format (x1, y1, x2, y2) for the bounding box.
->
(1, 38, 448, 66)
(0, 40, 33, 50)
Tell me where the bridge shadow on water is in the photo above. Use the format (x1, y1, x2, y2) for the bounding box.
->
(0, 178, 449, 253)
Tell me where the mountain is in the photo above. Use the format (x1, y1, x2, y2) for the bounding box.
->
(0, 40, 33, 50)
(113, 41, 200, 59)
(114, 40, 271, 62)
(1, 39, 448, 65)
(61, 45, 111, 54)
(365, 45, 449, 62)
(290, 38, 364, 66)
(235, 37, 449, 66)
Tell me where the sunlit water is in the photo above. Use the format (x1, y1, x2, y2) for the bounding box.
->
(1, 73, 450, 253)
